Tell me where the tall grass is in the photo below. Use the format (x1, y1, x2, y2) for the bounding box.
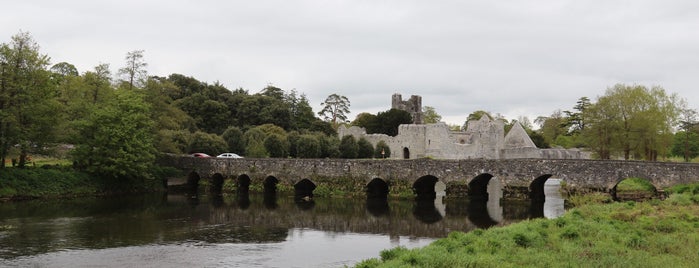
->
(356, 184, 699, 267)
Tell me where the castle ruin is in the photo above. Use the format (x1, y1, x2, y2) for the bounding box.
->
(339, 94, 588, 160)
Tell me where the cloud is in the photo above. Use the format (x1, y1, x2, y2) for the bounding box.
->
(2, 0, 699, 125)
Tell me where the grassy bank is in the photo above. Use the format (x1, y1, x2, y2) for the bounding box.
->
(0, 167, 164, 200)
(356, 184, 699, 267)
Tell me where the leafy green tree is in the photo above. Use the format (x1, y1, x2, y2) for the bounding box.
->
(422, 106, 442, 123)
(318, 94, 350, 128)
(373, 109, 412, 136)
(187, 131, 227, 155)
(582, 84, 679, 160)
(0, 31, 58, 167)
(534, 110, 568, 147)
(287, 131, 301, 157)
(143, 78, 196, 153)
(222, 126, 245, 154)
(264, 133, 289, 158)
(671, 131, 699, 161)
(339, 135, 358, 159)
(374, 140, 391, 158)
(297, 134, 320, 158)
(318, 134, 340, 158)
(118, 50, 147, 90)
(676, 108, 698, 162)
(243, 128, 268, 157)
(564, 97, 591, 135)
(352, 112, 378, 129)
(72, 90, 156, 180)
(357, 137, 374, 158)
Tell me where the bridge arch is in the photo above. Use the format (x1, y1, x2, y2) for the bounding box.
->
(413, 175, 441, 199)
(264, 176, 279, 194)
(366, 178, 389, 198)
(468, 173, 494, 200)
(187, 171, 201, 190)
(294, 178, 316, 199)
(210, 173, 225, 194)
(611, 177, 658, 201)
(529, 174, 553, 201)
(237, 174, 251, 194)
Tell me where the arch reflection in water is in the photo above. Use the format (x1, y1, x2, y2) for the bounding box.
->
(529, 178, 565, 219)
(366, 197, 390, 217)
(468, 178, 503, 228)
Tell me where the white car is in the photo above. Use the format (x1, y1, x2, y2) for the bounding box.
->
(217, 153, 243, 158)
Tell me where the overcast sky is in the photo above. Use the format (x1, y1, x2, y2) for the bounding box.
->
(3, 1, 699, 126)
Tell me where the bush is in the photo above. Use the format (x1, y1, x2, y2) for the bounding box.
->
(357, 137, 374, 159)
(374, 140, 391, 158)
(296, 135, 320, 158)
(339, 135, 358, 159)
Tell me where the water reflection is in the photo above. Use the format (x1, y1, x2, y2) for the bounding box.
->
(0, 188, 565, 264)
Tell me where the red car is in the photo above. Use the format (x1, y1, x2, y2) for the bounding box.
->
(191, 153, 211, 158)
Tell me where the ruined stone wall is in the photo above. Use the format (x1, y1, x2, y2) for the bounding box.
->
(392, 93, 423, 124)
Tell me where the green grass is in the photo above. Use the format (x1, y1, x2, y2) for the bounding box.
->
(0, 167, 163, 200)
(617, 177, 656, 192)
(356, 183, 699, 268)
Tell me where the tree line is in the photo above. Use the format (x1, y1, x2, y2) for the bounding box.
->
(2, 31, 697, 185)
(0, 31, 384, 182)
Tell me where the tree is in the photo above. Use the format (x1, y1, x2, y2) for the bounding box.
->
(222, 126, 245, 154)
(71, 90, 156, 180)
(318, 134, 340, 158)
(534, 110, 568, 147)
(318, 93, 350, 128)
(373, 109, 412, 136)
(187, 131, 227, 155)
(0, 31, 58, 167)
(352, 112, 378, 129)
(118, 50, 147, 90)
(422, 106, 442, 123)
(264, 133, 289, 158)
(357, 137, 374, 158)
(581, 84, 679, 160)
(564, 97, 591, 135)
(297, 134, 320, 158)
(339, 135, 358, 158)
(243, 128, 268, 157)
(676, 107, 698, 162)
(374, 140, 391, 158)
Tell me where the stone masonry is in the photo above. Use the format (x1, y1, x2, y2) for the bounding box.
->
(339, 93, 587, 160)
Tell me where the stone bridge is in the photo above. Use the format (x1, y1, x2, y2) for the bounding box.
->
(159, 155, 699, 200)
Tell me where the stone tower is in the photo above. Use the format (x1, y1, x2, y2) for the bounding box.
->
(391, 93, 423, 124)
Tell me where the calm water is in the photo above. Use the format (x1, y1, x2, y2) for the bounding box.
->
(0, 182, 564, 267)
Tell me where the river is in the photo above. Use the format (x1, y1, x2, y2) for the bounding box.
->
(0, 180, 564, 267)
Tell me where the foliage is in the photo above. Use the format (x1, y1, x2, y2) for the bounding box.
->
(318, 93, 350, 127)
(117, 50, 147, 90)
(357, 189, 699, 267)
(374, 140, 391, 158)
(581, 84, 680, 160)
(221, 126, 245, 155)
(422, 106, 442, 123)
(339, 135, 358, 159)
(616, 178, 656, 192)
(671, 131, 699, 161)
(0, 31, 58, 168)
(187, 131, 227, 155)
(357, 137, 375, 159)
(357, 109, 413, 136)
(71, 89, 157, 181)
(319, 134, 341, 158)
(296, 134, 320, 158)
(264, 133, 289, 158)
(0, 167, 162, 199)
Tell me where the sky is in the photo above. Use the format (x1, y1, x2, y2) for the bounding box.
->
(3, 1, 699, 126)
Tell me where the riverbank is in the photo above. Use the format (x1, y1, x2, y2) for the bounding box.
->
(356, 183, 699, 267)
(0, 167, 164, 201)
